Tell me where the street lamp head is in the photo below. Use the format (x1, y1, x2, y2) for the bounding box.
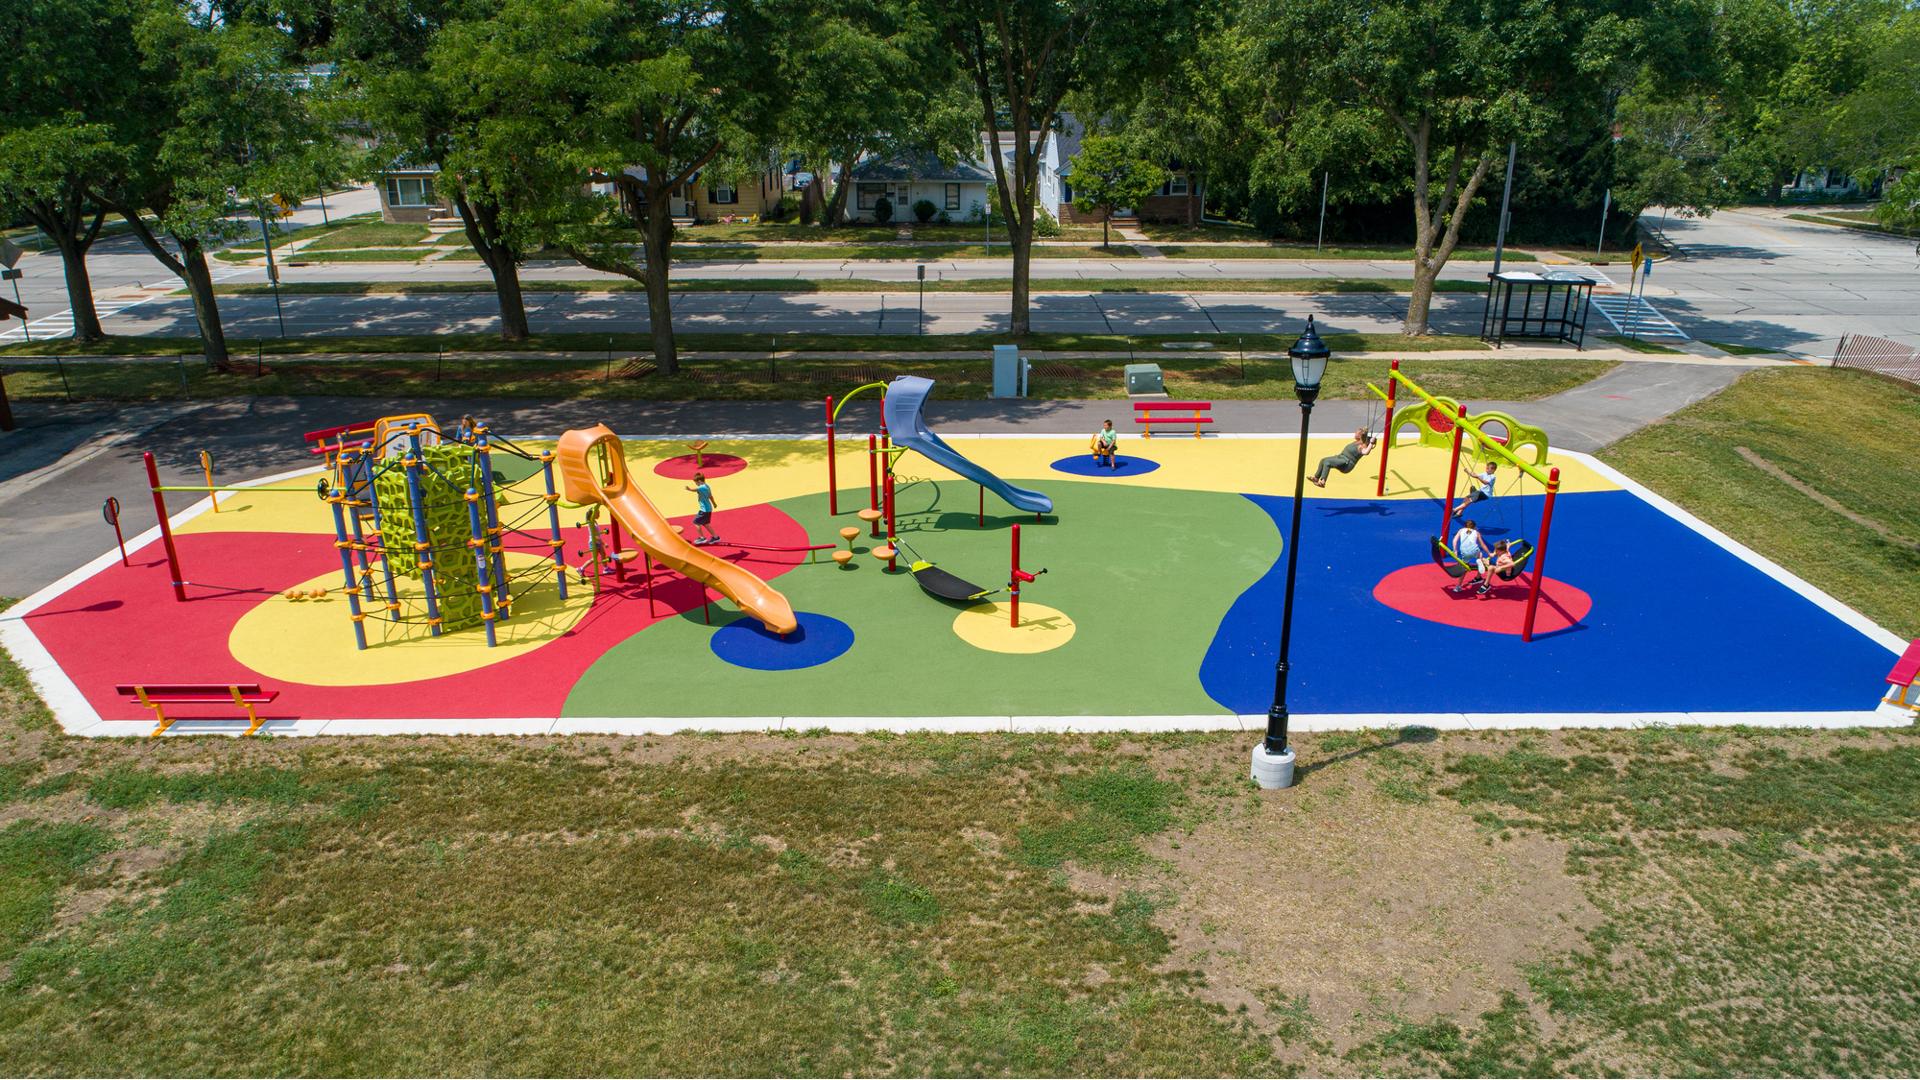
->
(1288, 317, 1331, 402)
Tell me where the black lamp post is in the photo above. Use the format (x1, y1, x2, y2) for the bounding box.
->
(1253, 317, 1330, 789)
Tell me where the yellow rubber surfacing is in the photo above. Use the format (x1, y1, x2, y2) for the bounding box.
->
(952, 602, 1076, 654)
(229, 553, 594, 686)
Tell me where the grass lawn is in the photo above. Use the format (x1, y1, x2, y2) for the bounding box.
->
(284, 248, 437, 264)
(204, 277, 1490, 298)
(1599, 335, 1686, 354)
(1701, 339, 1780, 356)
(0, 616, 1914, 1074)
(1156, 244, 1505, 261)
(669, 243, 1144, 261)
(0, 354, 1598, 404)
(296, 221, 432, 251)
(0, 330, 1491, 361)
(1602, 367, 1920, 638)
(1784, 212, 1919, 238)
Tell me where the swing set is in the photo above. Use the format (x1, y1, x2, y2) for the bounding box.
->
(1367, 360, 1568, 642)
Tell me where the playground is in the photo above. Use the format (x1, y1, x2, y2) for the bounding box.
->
(0, 369, 1907, 736)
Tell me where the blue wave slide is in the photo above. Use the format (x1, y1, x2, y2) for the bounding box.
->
(882, 375, 1054, 514)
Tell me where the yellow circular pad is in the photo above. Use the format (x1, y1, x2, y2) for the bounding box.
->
(951, 602, 1076, 654)
(230, 553, 594, 686)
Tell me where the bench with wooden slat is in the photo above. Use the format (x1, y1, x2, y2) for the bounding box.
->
(114, 683, 280, 738)
(1133, 400, 1214, 438)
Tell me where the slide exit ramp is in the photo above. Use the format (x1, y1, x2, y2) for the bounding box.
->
(881, 376, 1054, 515)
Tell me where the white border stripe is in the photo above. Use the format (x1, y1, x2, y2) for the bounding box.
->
(1, 443, 1907, 738)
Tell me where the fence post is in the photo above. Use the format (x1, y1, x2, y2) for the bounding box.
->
(57, 357, 72, 402)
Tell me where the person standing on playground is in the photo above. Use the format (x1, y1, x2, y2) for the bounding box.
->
(687, 472, 720, 545)
(1308, 428, 1377, 487)
(1091, 420, 1119, 468)
(1452, 460, 1497, 518)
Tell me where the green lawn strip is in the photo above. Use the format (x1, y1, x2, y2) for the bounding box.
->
(1599, 335, 1686, 355)
(284, 248, 436, 263)
(296, 222, 432, 251)
(0, 330, 1491, 360)
(564, 479, 1269, 717)
(1601, 367, 1920, 638)
(1699, 339, 1779, 356)
(0, 353, 1596, 404)
(1156, 244, 1505, 261)
(204, 276, 1487, 298)
(1784, 212, 1918, 238)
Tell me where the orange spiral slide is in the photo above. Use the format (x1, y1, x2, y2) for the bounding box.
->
(556, 425, 798, 635)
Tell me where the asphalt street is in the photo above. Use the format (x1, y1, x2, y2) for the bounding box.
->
(5, 194, 1915, 354)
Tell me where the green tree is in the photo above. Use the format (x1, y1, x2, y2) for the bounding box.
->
(0, 0, 141, 343)
(1069, 135, 1164, 248)
(450, 0, 788, 373)
(105, 2, 338, 367)
(1248, 0, 1614, 333)
(936, 0, 1190, 335)
(778, 2, 973, 227)
(335, 0, 539, 340)
(1828, 9, 1920, 228)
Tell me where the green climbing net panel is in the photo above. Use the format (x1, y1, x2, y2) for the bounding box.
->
(375, 442, 483, 633)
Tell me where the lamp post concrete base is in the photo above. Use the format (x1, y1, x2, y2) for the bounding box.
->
(1250, 742, 1297, 789)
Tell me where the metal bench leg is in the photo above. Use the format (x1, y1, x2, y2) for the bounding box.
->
(233, 687, 267, 736)
(147, 704, 173, 738)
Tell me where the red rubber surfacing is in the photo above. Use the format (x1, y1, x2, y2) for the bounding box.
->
(20, 503, 811, 723)
(1371, 563, 1592, 636)
(653, 453, 747, 479)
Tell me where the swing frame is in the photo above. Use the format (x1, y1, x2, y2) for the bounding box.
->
(1372, 361, 1566, 642)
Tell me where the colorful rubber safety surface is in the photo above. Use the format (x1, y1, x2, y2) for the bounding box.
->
(2, 431, 1907, 737)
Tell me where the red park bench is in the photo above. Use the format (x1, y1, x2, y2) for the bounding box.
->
(1133, 400, 1213, 438)
(114, 683, 280, 738)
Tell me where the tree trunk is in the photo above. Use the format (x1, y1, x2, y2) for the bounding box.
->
(180, 243, 230, 369)
(643, 195, 677, 373)
(455, 193, 529, 342)
(1101, 214, 1109, 249)
(826, 160, 855, 226)
(1404, 269, 1436, 336)
(53, 233, 105, 343)
(1010, 221, 1033, 336)
(489, 254, 529, 341)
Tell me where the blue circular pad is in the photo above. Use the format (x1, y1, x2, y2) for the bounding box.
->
(710, 611, 854, 670)
(1048, 454, 1161, 477)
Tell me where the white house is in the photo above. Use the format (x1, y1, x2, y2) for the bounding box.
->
(843, 129, 1069, 224)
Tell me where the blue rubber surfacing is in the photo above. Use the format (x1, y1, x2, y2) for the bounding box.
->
(1198, 489, 1898, 715)
(1049, 455, 1161, 477)
(711, 611, 855, 670)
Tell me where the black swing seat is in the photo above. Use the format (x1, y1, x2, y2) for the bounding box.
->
(910, 561, 996, 603)
(1430, 538, 1535, 582)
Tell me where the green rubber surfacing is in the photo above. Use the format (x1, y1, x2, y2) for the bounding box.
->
(562, 480, 1277, 718)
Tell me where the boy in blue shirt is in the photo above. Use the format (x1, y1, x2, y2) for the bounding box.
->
(1451, 461, 1497, 518)
(1448, 519, 1489, 593)
(687, 472, 720, 545)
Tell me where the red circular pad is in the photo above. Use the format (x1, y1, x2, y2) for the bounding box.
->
(653, 453, 747, 479)
(1372, 563, 1592, 637)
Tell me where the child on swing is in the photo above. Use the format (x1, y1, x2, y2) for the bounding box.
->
(1308, 428, 1377, 487)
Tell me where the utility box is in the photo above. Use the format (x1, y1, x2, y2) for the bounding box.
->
(1124, 363, 1166, 396)
(992, 344, 1029, 398)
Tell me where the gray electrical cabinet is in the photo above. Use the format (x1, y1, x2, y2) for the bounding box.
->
(992, 344, 1029, 398)
(1124, 363, 1166, 396)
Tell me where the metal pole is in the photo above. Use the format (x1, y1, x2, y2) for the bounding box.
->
(260, 212, 287, 337)
(8, 277, 26, 342)
(329, 490, 369, 650)
(1491, 141, 1516, 276)
(144, 451, 188, 602)
(539, 450, 570, 600)
(1522, 468, 1561, 642)
(1009, 523, 1022, 627)
(1442, 404, 1466, 535)
(1596, 189, 1611, 254)
(1376, 360, 1398, 497)
(867, 433, 880, 536)
(1264, 397, 1315, 755)
(318, 187, 329, 225)
(825, 395, 838, 515)
(1315, 171, 1330, 254)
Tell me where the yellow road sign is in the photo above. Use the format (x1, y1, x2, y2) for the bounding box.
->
(1630, 243, 1644, 273)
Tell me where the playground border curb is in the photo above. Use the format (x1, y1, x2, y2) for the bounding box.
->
(2, 443, 1906, 739)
